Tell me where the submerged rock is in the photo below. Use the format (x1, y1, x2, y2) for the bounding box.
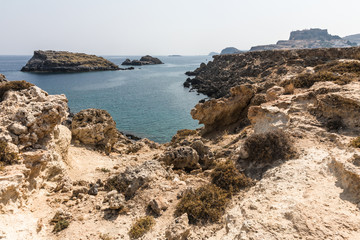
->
(21, 50, 120, 72)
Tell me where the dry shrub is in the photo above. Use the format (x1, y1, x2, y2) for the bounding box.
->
(315, 61, 360, 74)
(0, 80, 34, 100)
(175, 184, 229, 224)
(290, 72, 342, 88)
(211, 161, 252, 193)
(53, 219, 69, 233)
(243, 130, 296, 164)
(0, 140, 19, 168)
(350, 137, 360, 148)
(128, 216, 155, 239)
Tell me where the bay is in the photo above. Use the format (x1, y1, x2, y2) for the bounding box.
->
(0, 55, 209, 143)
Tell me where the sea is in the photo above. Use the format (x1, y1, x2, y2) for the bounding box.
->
(0, 55, 210, 143)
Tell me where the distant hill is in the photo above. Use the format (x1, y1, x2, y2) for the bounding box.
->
(208, 52, 219, 56)
(250, 28, 356, 51)
(343, 34, 360, 45)
(220, 47, 242, 55)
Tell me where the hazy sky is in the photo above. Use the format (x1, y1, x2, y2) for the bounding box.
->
(1, 0, 359, 55)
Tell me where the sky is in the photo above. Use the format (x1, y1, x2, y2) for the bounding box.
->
(1, 0, 359, 55)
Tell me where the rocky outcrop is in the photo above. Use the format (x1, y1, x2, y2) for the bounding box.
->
(159, 147, 200, 171)
(21, 50, 120, 72)
(191, 85, 254, 131)
(71, 108, 118, 154)
(0, 74, 7, 83)
(121, 55, 163, 66)
(184, 46, 360, 98)
(251, 29, 356, 51)
(220, 47, 242, 55)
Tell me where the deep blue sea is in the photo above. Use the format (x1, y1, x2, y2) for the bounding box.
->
(0, 55, 209, 143)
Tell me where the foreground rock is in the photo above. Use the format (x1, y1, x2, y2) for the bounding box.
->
(71, 108, 119, 154)
(0, 74, 7, 82)
(21, 50, 120, 72)
(121, 55, 163, 66)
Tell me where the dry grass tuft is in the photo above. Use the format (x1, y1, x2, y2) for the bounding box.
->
(128, 216, 155, 239)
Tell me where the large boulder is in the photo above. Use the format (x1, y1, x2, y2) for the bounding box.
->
(71, 108, 118, 153)
(159, 147, 200, 171)
(0, 74, 7, 83)
(191, 85, 254, 131)
(105, 160, 168, 200)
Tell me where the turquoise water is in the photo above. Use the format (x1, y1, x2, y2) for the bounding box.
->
(0, 55, 208, 143)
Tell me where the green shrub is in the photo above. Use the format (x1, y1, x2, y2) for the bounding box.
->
(0, 140, 19, 167)
(211, 161, 252, 193)
(0, 80, 34, 100)
(175, 184, 229, 224)
(242, 130, 296, 164)
(53, 219, 69, 233)
(350, 137, 360, 148)
(128, 216, 155, 239)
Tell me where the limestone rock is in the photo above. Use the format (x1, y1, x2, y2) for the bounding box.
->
(21, 50, 120, 72)
(106, 191, 125, 210)
(148, 198, 168, 216)
(106, 160, 168, 199)
(190, 140, 214, 169)
(265, 86, 285, 102)
(248, 105, 289, 134)
(159, 147, 200, 170)
(165, 213, 191, 240)
(191, 85, 254, 131)
(71, 108, 118, 154)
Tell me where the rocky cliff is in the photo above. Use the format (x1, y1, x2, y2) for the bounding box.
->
(344, 33, 360, 46)
(251, 28, 356, 51)
(3, 44, 360, 240)
(21, 50, 120, 72)
(184, 46, 360, 98)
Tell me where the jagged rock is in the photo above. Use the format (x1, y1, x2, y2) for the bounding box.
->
(0, 74, 7, 83)
(72, 186, 89, 198)
(160, 147, 200, 171)
(191, 85, 254, 131)
(50, 209, 72, 224)
(106, 160, 168, 199)
(190, 140, 214, 169)
(88, 183, 98, 196)
(71, 108, 118, 154)
(147, 198, 168, 216)
(106, 191, 125, 210)
(165, 213, 191, 240)
(0, 86, 68, 150)
(21, 50, 120, 72)
(121, 55, 163, 66)
(53, 125, 71, 163)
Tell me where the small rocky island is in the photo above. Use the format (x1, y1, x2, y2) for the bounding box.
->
(21, 50, 122, 73)
(121, 55, 163, 66)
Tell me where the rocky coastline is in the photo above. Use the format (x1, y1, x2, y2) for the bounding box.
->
(2, 45, 360, 239)
(21, 50, 122, 73)
(121, 55, 163, 66)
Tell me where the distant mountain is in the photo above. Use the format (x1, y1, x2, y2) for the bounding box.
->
(208, 52, 219, 56)
(250, 28, 356, 51)
(343, 34, 360, 45)
(220, 47, 242, 55)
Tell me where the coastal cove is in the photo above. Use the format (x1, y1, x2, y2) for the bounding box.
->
(0, 55, 209, 143)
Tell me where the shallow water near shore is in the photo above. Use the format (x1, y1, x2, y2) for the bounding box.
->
(0, 55, 209, 143)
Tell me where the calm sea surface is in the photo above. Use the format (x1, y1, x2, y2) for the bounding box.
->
(0, 55, 209, 143)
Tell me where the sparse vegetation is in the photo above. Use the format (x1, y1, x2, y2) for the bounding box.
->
(242, 130, 296, 164)
(53, 219, 69, 233)
(128, 216, 155, 239)
(175, 184, 230, 224)
(315, 61, 360, 74)
(289, 72, 342, 88)
(100, 167, 110, 173)
(350, 137, 360, 148)
(0, 80, 34, 100)
(0, 140, 19, 168)
(211, 161, 252, 193)
(171, 129, 197, 144)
